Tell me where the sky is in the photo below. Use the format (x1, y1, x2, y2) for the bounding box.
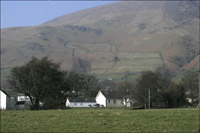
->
(1, 1, 116, 29)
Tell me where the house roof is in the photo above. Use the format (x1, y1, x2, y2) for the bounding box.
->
(100, 90, 124, 99)
(68, 97, 96, 102)
(1, 89, 19, 97)
(0, 89, 10, 96)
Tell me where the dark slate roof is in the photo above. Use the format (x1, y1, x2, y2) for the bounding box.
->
(100, 90, 124, 99)
(68, 97, 96, 102)
(0, 89, 10, 96)
(1, 89, 19, 97)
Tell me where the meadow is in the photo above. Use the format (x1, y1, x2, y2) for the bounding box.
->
(1, 108, 199, 132)
(90, 51, 163, 81)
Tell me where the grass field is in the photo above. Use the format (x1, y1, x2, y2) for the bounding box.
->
(90, 51, 163, 81)
(118, 52, 161, 59)
(172, 64, 199, 83)
(1, 108, 199, 132)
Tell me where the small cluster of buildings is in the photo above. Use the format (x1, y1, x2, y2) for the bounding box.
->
(0, 90, 31, 110)
(67, 90, 135, 108)
(0, 89, 135, 110)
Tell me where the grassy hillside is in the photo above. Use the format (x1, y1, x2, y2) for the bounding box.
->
(1, 1, 199, 86)
(1, 108, 199, 132)
(172, 63, 199, 83)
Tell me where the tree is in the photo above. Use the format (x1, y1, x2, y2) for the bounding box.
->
(155, 66, 174, 81)
(100, 79, 116, 91)
(117, 81, 133, 97)
(41, 70, 100, 109)
(62, 70, 100, 98)
(162, 82, 187, 108)
(62, 70, 86, 98)
(181, 71, 199, 106)
(113, 56, 120, 64)
(135, 70, 169, 108)
(83, 75, 101, 98)
(72, 57, 91, 74)
(116, 80, 135, 107)
(42, 77, 69, 109)
(9, 57, 64, 110)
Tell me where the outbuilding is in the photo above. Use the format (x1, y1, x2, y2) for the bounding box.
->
(0, 90, 7, 109)
(66, 98, 96, 107)
(0, 90, 15, 110)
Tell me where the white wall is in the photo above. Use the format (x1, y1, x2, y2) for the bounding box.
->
(67, 101, 96, 107)
(17, 95, 30, 101)
(124, 98, 131, 107)
(107, 99, 124, 107)
(96, 91, 106, 107)
(0, 91, 7, 109)
(66, 99, 70, 107)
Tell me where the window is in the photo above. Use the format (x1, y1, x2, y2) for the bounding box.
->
(80, 103, 83, 106)
(113, 100, 116, 104)
(74, 103, 77, 105)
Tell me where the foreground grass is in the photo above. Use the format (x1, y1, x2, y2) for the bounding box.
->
(1, 108, 199, 132)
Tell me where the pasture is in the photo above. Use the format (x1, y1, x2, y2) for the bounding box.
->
(90, 51, 163, 81)
(1, 108, 199, 132)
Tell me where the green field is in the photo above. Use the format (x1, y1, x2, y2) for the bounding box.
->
(90, 51, 163, 81)
(118, 52, 161, 59)
(172, 64, 199, 83)
(1, 108, 199, 132)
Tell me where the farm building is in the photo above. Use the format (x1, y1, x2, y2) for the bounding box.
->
(66, 98, 96, 107)
(95, 90, 137, 108)
(0, 90, 7, 109)
(0, 90, 15, 110)
(15, 94, 31, 110)
(17, 95, 30, 102)
(96, 90, 125, 107)
(124, 98, 137, 107)
(0, 89, 32, 110)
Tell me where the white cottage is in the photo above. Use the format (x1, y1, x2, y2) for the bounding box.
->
(0, 90, 15, 110)
(0, 90, 7, 109)
(66, 98, 96, 107)
(96, 90, 125, 107)
(0, 90, 33, 110)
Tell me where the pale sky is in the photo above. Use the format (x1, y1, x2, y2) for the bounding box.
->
(1, 1, 117, 29)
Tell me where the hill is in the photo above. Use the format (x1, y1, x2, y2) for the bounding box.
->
(1, 1, 199, 87)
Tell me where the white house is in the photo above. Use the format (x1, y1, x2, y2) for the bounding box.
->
(96, 90, 125, 108)
(0, 90, 15, 110)
(0, 89, 33, 110)
(96, 90, 137, 108)
(66, 98, 96, 107)
(0, 90, 7, 109)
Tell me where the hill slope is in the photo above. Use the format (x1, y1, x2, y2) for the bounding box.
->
(1, 1, 199, 86)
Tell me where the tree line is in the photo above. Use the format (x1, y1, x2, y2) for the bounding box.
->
(8, 57, 199, 110)
(8, 57, 100, 110)
(113, 69, 199, 108)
